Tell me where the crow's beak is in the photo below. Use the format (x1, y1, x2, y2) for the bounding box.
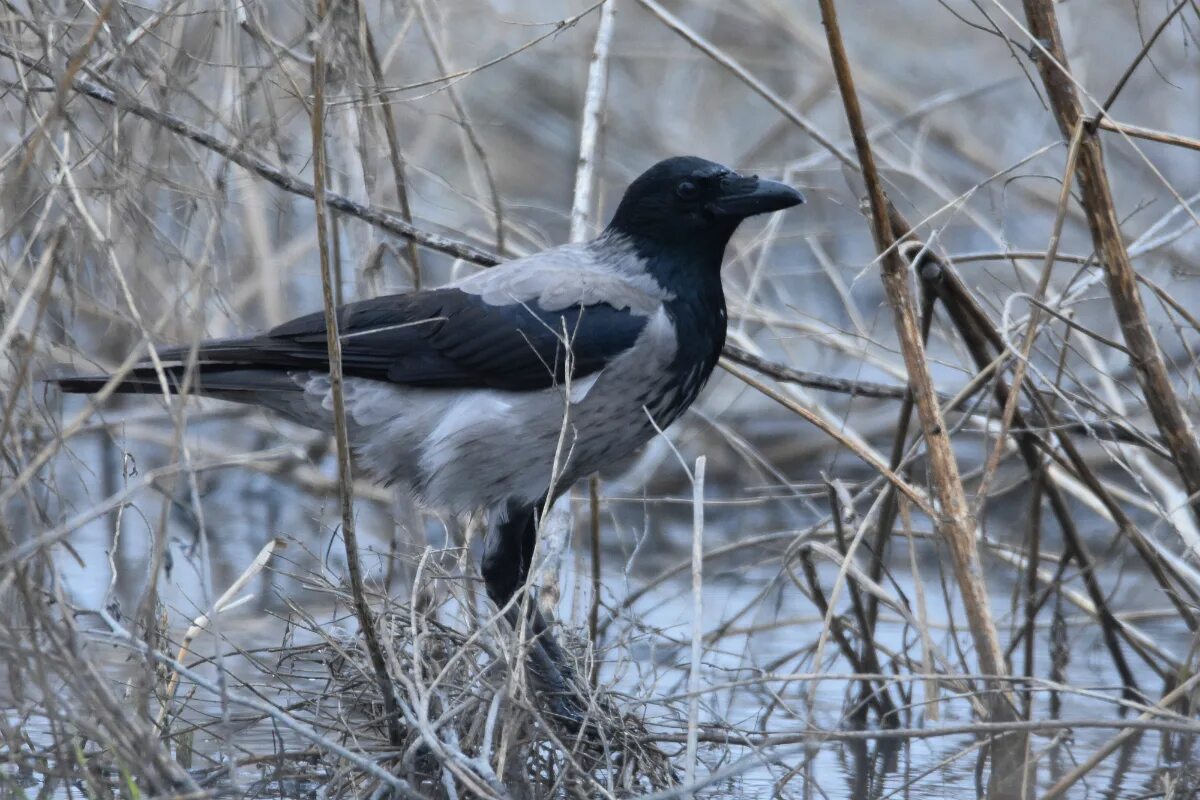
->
(709, 177, 805, 219)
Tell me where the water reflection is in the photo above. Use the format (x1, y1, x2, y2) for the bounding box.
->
(841, 737, 901, 800)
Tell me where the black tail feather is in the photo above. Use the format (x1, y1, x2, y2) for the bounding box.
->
(50, 365, 301, 397)
(52, 367, 184, 395)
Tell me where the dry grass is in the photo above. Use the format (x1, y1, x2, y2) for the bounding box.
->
(2, 0, 1200, 797)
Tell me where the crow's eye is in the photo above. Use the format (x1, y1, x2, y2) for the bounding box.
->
(676, 180, 699, 200)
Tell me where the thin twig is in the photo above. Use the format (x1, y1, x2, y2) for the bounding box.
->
(156, 538, 284, 726)
(354, 0, 423, 286)
(1095, 117, 1200, 154)
(815, 2, 1025, 794)
(92, 616, 425, 799)
(1092, 0, 1191, 121)
(1041, 670, 1200, 800)
(542, 0, 619, 620)
(570, 0, 617, 244)
(1021, 0, 1200, 526)
(685, 455, 705, 787)
(310, 8, 402, 748)
(415, 0, 505, 254)
(718, 360, 935, 517)
(635, 0, 855, 169)
(0, 41, 499, 268)
(587, 472, 602, 691)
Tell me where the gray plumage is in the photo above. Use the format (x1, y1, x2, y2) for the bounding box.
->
(266, 232, 682, 518)
(54, 155, 806, 727)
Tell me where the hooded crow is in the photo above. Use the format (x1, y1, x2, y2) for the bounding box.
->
(56, 155, 805, 720)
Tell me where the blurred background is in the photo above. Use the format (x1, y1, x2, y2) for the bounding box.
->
(2, 0, 1199, 796)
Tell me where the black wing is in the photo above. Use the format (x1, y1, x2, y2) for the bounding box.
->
(164, 288, 649, 392)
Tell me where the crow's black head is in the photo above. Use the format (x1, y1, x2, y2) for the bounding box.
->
(603, 156, 804, 305)
(606, 156, 804, 250)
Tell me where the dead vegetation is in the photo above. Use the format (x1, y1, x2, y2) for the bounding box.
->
(3, 0, 1200, 797)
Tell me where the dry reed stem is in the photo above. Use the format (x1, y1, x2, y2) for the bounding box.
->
(1096, 118, 1200, 154)
(353, 0, 423, 287)
(684, 455, 705, 786)
(156, 537, 284, 727)
(1020, 0, 1200, 526)
(569, 0, 617, 245)
(815, 0, 1005, 682)
(972, 122, 1084, 511)
(814, 1, 1025, 795)
(309, 7, 402, 748)
(541, 0, 618, 618)
(862, 284, 933, 654)
(4, 2, 1198, 795)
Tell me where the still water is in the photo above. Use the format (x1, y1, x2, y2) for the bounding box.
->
(14, 431, 1200, 798)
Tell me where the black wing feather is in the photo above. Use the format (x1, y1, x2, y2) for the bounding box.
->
(171, 288, 647, 392)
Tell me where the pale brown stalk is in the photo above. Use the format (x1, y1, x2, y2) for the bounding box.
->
(310, 3, 401, 747)
(1021, 0, 1200, 525)
(815, 1, 1025, 794)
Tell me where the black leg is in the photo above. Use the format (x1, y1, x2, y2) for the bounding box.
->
(481, 498, 539, 610)
(481, 497, 587, 727)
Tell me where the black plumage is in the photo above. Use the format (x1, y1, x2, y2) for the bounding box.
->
(53, 155, 806, 729)
(59, 289, 648, 395)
